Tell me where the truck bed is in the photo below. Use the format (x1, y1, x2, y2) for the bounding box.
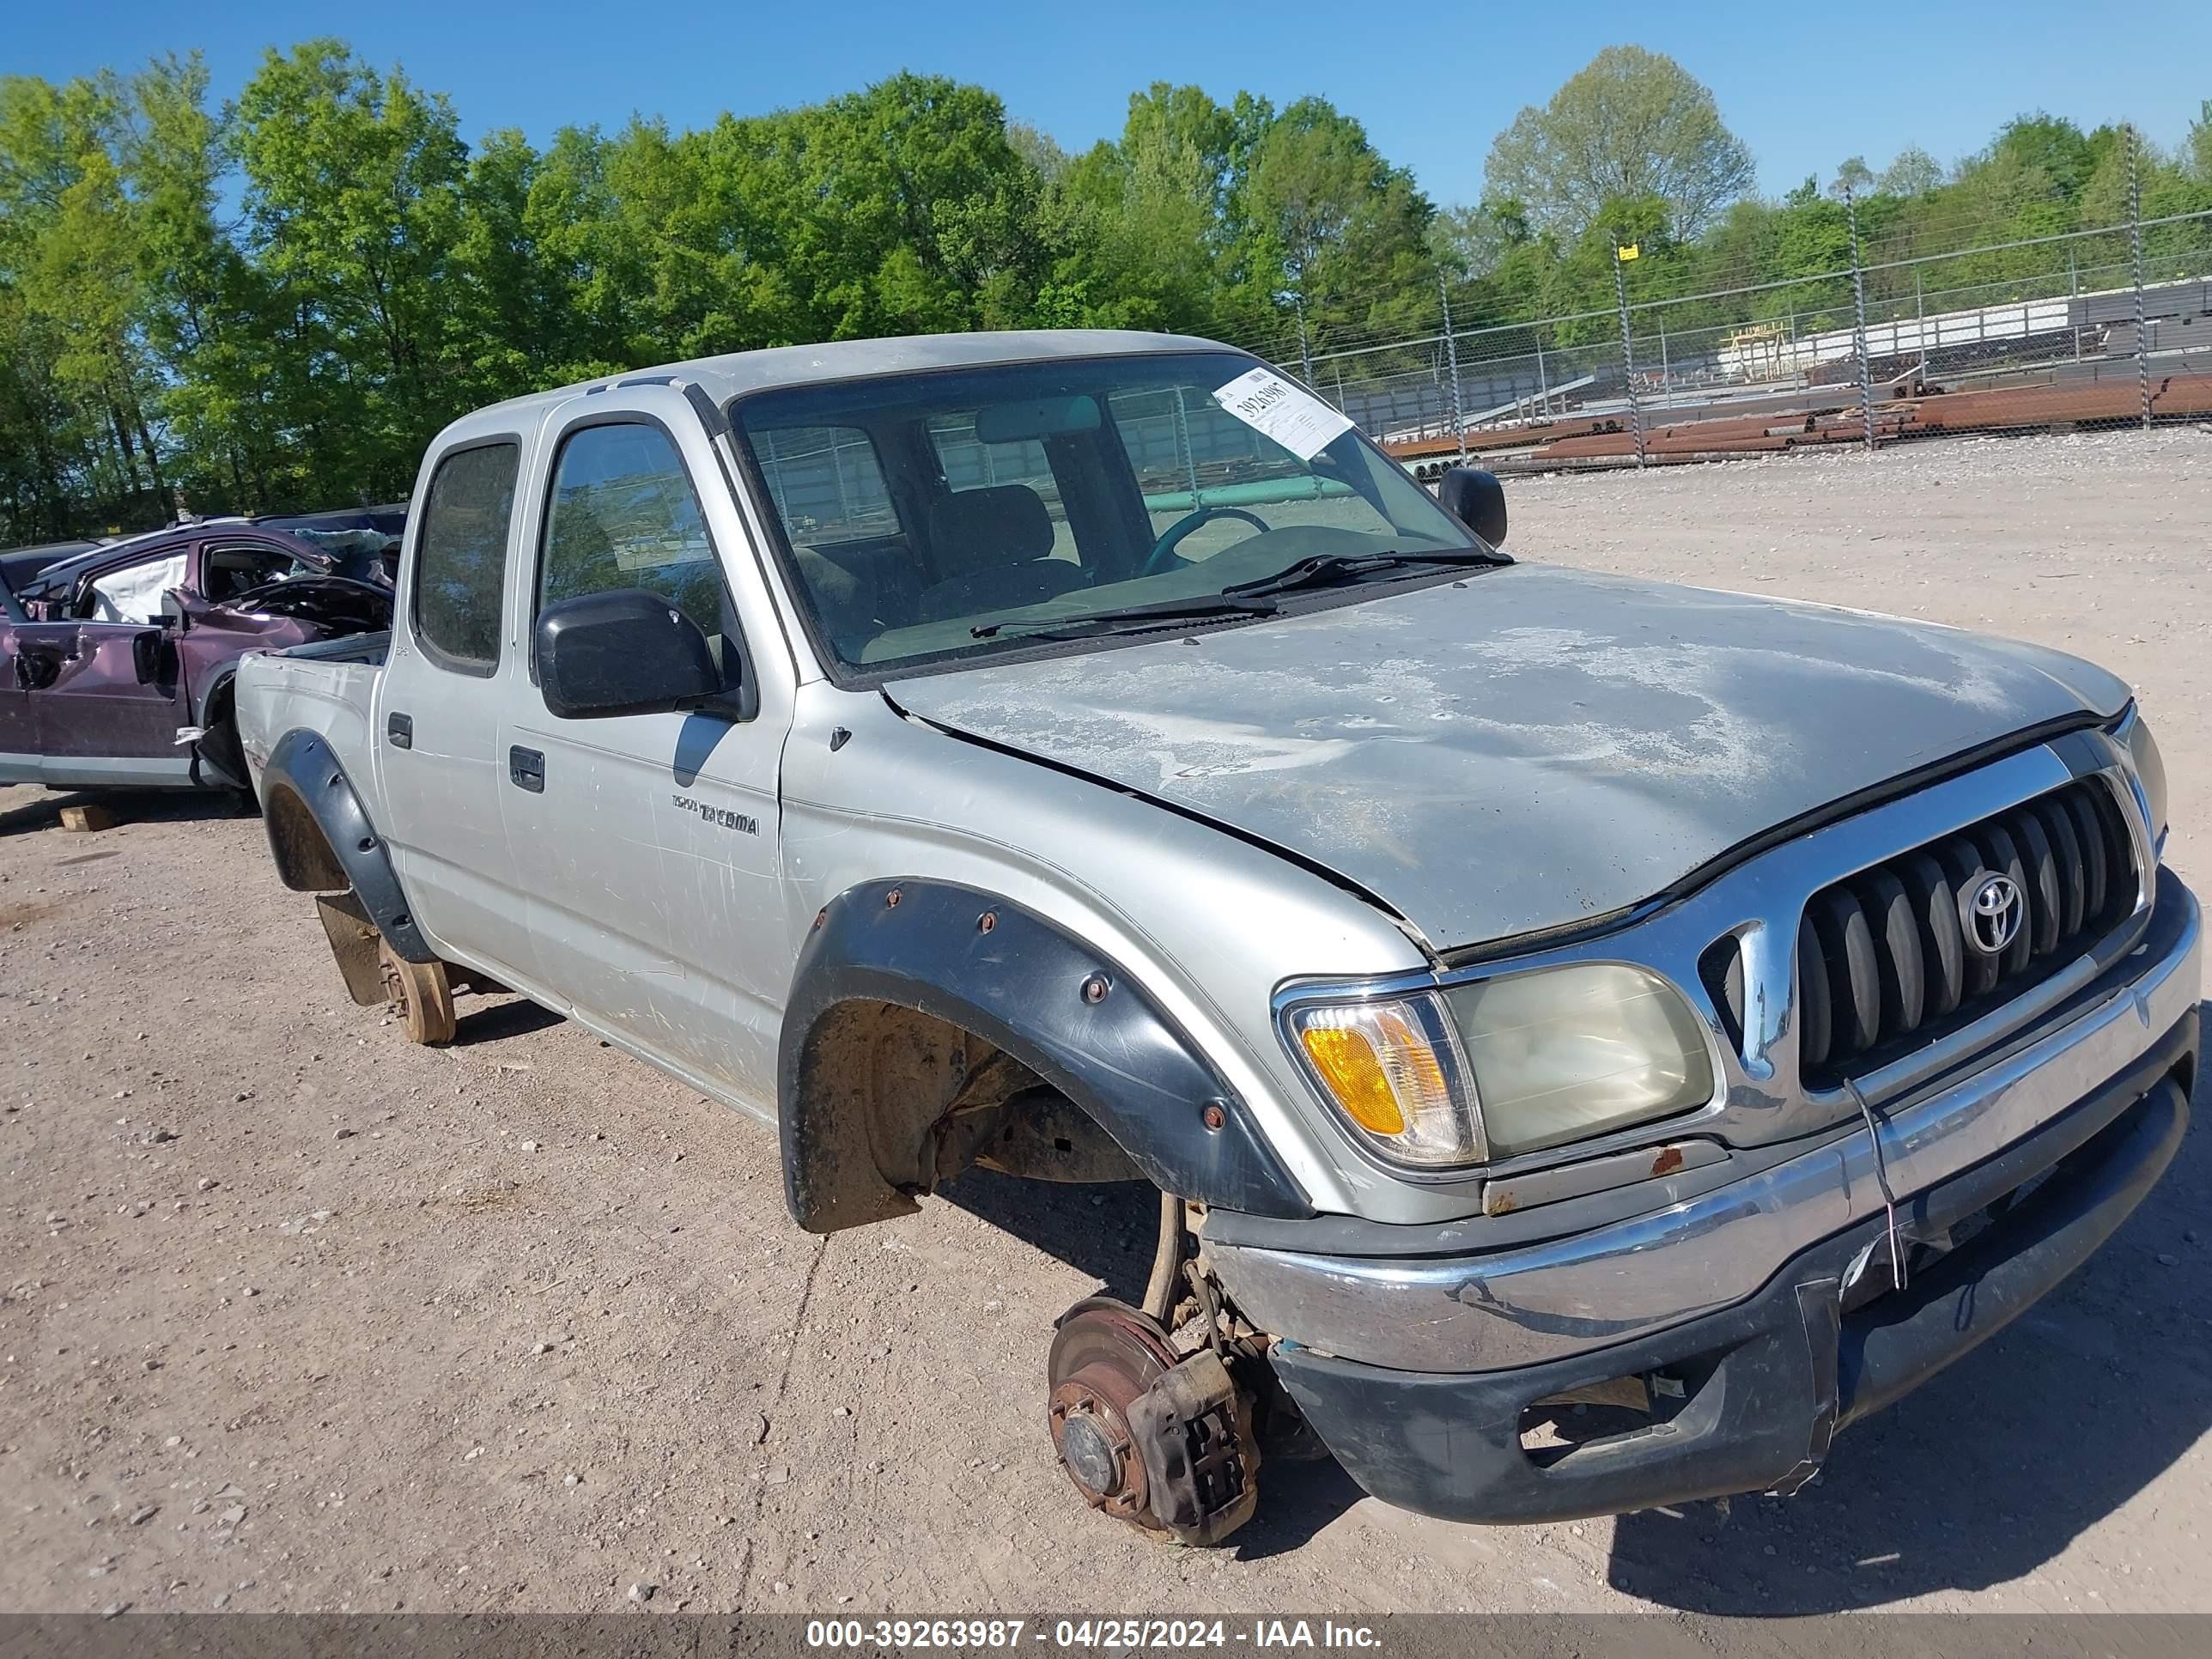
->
(275, 629, 391, 667)
(233, 631, 386, 802)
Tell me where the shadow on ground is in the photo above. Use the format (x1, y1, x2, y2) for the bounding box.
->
(939, 1170, 1160, 1305)
(0, 785, 246, 838)
(452, 995, 567, 1047)
(1608, 1005, 2212, 1613)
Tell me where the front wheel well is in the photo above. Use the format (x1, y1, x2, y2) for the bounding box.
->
(781, 998, 1144, 1234)
(780, 878, 1311, 1233)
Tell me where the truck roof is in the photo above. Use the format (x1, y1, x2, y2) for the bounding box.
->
(449, 329, 1231, 432)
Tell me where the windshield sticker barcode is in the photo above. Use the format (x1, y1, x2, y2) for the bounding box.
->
(1212, 367, 1355, 459)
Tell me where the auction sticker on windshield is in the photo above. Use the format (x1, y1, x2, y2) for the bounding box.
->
(1212, 366, 1355, 459)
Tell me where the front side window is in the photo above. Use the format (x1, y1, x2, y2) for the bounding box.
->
(538, 421, 738, 678)
(413, 442, 519, 673)
(204, 543, 313, 605)
(732, 351, 1481, 678)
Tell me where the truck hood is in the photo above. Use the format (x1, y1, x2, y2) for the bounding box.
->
(885, 565, 2132, 953)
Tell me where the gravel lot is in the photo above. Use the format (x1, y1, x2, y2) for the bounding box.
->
(3, 427, 2210, 1621)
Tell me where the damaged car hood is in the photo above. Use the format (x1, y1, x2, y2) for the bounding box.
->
(886, 565, 2132, 952)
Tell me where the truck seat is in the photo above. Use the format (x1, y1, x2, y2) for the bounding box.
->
(916, 485, 1086, 623)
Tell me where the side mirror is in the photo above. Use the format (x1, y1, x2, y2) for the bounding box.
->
(537, 587, 723, 720)
(1437, 466, 1508, 548)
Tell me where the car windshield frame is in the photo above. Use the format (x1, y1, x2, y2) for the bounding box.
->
(722, 348, 1491, 689)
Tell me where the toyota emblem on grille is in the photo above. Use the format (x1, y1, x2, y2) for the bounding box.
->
(1962, 872, 2026, 956)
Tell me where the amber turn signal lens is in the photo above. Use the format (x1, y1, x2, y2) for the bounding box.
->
(1297, 1024, 1408, 1135)
(1289, 997, 1477, 1164)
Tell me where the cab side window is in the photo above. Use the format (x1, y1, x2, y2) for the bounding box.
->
(538, 422, 738, 679)
(413, 442, 520, 675)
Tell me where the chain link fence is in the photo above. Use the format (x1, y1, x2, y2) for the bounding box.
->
(1243, 130, 2212, 476)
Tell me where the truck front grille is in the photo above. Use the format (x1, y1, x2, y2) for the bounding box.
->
(1795, 777, 2138, 1085)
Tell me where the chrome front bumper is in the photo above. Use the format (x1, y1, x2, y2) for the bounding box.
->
(1210, 868, 2200, 1375)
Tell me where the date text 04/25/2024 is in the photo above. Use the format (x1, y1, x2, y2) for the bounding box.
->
(803, 1619, 1381, 1650)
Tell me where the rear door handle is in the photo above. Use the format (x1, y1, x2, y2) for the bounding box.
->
(508, 745, 545, 793)
(386, 712, 413, 750)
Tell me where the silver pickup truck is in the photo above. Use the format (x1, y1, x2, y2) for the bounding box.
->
(234, 330, 2196, 1545)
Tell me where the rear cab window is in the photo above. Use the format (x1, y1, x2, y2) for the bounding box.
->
(748, 425, 915, 660)
(411, 442, 520, 675)
(924, 417, 1079, 562)
(1105, 388, 1310, 562)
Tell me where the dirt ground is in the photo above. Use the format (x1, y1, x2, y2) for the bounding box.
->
(4, 427, 2211, 1621)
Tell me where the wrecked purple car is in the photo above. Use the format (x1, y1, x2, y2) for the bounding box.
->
(0, 511, 398, 793)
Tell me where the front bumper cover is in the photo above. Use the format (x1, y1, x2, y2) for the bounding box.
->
(1212, 872, 2200, 1375)
(1225, 872, 2201, 1526)
(1268, 1013, 2191, 1523)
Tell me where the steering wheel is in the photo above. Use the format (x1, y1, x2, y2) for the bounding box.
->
(1142, 506, 1272, 576)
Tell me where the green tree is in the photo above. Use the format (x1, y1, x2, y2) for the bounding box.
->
(1045, 90, 1235, 332)
(1986, 112, 2100, 198)
(125, 52, 285, 513)
(231, 39, 471, 502)
(1831, 156, 1875, 198)
(1235, 96, 1435, 349)
(1877, 145, 1942, 197)
(0, 71, 171, 530)
(1483, 46, 1754, 240)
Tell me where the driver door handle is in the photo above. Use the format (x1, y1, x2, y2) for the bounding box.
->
(508, 746, 544, 793)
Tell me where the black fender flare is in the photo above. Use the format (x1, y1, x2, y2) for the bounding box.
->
(258, 727, 436, 963)
(779, 878, 1312, 1233)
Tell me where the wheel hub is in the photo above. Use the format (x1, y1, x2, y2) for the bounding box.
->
(1054, 1406, 1123, 1498)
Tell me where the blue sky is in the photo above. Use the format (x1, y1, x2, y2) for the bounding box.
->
(6, 1, 2208, 208)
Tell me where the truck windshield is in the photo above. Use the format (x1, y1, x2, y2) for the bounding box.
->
(729, 350, 1484, 678)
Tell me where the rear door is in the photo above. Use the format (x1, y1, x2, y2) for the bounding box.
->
(3, 538, 194, 787)
(0, 617, 54, 781)
(373, 434, 539, 982)
(497, 394, 793, 1102)
(27, 620, 191, 787)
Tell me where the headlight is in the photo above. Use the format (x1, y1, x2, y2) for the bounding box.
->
(1287, 963, 1715, 1169)
(1441, 963, 1716, 1159)
(2126, 712, 2168, 853)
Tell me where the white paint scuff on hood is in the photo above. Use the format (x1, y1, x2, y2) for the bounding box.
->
(888, 564, 2130, 952)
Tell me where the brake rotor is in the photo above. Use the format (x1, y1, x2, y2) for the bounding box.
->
(1046, 1297, 1182, 1530)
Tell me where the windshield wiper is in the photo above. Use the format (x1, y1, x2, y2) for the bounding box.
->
(1221, 547, 1511, 600)
(971, 593, 1279, 641)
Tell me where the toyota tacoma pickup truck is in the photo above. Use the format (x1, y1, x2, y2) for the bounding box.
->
(232, 331, 2195, 1544)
